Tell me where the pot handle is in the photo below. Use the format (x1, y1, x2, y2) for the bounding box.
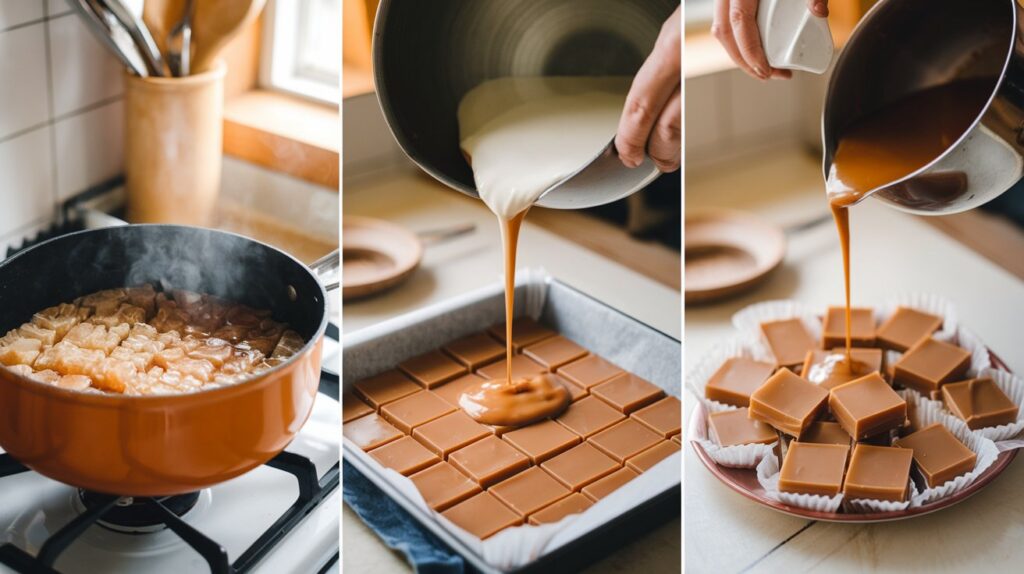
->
(310, 249, 340, 292)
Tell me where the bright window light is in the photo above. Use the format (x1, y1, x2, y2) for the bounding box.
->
(262, 0, 342, 105)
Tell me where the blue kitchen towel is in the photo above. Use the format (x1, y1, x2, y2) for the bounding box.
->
(342, 459, 465, 574)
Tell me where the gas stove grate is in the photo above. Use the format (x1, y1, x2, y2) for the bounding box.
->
(0, 451, 339, 574)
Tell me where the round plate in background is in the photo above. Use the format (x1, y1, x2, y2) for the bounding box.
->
(685, 209, 786, 304)
(342, 216, 423, 300)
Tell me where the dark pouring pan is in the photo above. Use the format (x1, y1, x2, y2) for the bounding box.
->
(0, 225, 337, 497)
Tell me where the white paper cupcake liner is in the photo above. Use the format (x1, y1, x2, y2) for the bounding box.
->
(731, 300, 822, 345)
(899, 390, 1001, 506)
(879, 293, 959, 343)
(756, 452, 844, 513)
(956, 326, 992, 376)
(695, 437, 777, 469)
(845, 480, 920, 513)
(685, 334, 772, 414)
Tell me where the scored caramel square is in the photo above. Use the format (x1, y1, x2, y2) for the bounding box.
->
(801, 348, 883, 390)
(409, 461, 482, 511)
(748, 368, 828, 437)
(876, 307, 943, 352)
(432, 373, 487, 408)
(502, 419, 581, 464)
(528, 493, 593, 525)
(631, 395, 682, 438)
(798, 421, 851, 446)
(581, 467, 639, 501)
(399, 350, 468, 388)
(822, 306, 876, 349)
(442, 332, 505, 369)
(704, 357, 774, 408)
(893, 338, 971, 394)
(760, 318, 816, 369)
(449, 435, 531, 487)
(843, 444, 913, 502)
(778, 441, 849, 497)
(708, 408, 777, 447)
(557, 355, 625, 389)
(523, 335, 589, 369)
(476, 355, 546, 381)
(488, 318, 556, 351)
(828, 373, 907, 440)
(343, 413, 403, 451)
(589, 419, 663, 463)
(412, 411, 491, 458)
(342, 392, 373, 423)
(490, 467, 572, 518)
(368, 436, 441, 476)
(626, 440, 680, 473)
(540, 442, 620, 491)
(380, 391, 457, 433)
(441, 492, 522, 539)
(353, 370, 421, 408)
(941, 378, 1019, 430)
(555, 396, 625, 438)
(592, 373, 665, 413)
(894, 423, 976, 488)
(552, 373, 588, 402)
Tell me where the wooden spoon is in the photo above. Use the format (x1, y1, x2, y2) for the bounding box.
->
(142, 0, 186, 61)
(191, 0, 267, 73)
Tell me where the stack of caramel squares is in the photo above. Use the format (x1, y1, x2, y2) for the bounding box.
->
(343, 318, 681, 538)
(703, 306, 1011, 506)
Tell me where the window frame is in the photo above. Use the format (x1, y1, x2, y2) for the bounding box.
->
(260, 0, 341, 105)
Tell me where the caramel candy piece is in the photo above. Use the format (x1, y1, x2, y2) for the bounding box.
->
(708, 408, 777, 447)
(488, 318, 556, 351)
(631, 395, 682, 438)
(798, 421, 851, 445)
(626, 440, 680, 473)
(399, 350, 467, 388)
(778, 442, 849, 497)
(342, 392, 373, 423)
(829, 373, 907, 440)
(412, 411, 490, 458)
(749, 369, 828, 437)
(523, 335, 588, 369)
(591, 373, 664, 414)
(490, 467, 571, 517)
(502, 419, 581, 464)
(893, 338, 970, 394)
(380, 391, 456, 433)
(589, 419, 663, 463)
(672, 434, 681, 445)
(802, 348, 883, 390)
(344, 413, 403, 450)
(541, 443, 620, 491)
(844, 444, 913, 502)
(557, 355, 625, 389)
(941, 378, 1019, 429)
(555, 396, 625, 438)
(368, 436, 441, 476)
(442, 333, 505, 369)
(354, 370, 421, 408)
(432, 373, 488, 408)
(822, 306, 875, 348)
(876, 307, 943, 352)
(553, 373, 588, 402)
(581, 467, 639, 501)
(409, 461, 482, 511)
(476, 355, 546, 381)
(442, 492, 522, 539)
(704, 357, 774, 408)
(528, 493, 593, 525)
(894, 423, 976, 488)
(449, 435, 530, 487)
(760, 318, 816, 369)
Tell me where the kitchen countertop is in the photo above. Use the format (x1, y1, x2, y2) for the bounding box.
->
(685, 148, 1024, 573)
(342, 169, 682, 573)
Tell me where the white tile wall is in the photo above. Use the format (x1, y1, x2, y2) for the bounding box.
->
(0, 10, 124, 250)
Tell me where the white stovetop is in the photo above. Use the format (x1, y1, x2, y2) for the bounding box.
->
(685, 148, 1024, 572)
(342, 169, 681, 574)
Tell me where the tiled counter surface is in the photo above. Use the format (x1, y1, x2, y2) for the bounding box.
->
(685, 149, 1024, 573)
(342, 170, 682, 573)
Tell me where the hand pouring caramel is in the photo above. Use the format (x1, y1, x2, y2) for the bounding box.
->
(455, 77, 630, 426)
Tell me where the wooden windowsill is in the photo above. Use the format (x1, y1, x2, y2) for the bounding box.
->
(222, 89, 340, 190)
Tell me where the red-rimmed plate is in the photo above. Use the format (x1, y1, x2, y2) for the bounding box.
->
(688, 352, 1019, 522)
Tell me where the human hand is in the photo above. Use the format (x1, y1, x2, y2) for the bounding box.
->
(712, 0, 829, 80)
(615, 6, 681, 173)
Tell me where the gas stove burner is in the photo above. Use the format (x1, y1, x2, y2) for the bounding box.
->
(78, 491, 201, 534)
